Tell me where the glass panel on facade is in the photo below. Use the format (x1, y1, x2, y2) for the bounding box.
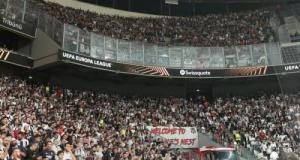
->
(6, 0, 25, 22)
(53, 18, 63, 47)
(38, 12, 46, 32)
(237, 45, 252, 67)
(265, 43, 282, 65)
(169, 47, 183, 68)
(224, 47, 238, 68)
(183, 47, 197, 68)
(44, 14, 54, 37)
(0, 0, 7, 15)
(90, 33, 105, 59)
(281, 44, 300, 64)
(104, 37, 117, 61)
(24, 0, 38, 25)
(252, 44, 268, 65)
(157, 46, 169, 67)
(117, 40, 130, 63)
(63, 24, 79, 53)
(210, 47, 225, 68)
(78, 29, 91, 55)
(131, 42, 144, 65)
(144, 44, 157, 66)
(196, 47, 210, 69)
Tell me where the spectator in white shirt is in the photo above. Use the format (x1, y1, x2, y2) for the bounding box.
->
(270, 149, 279, 160)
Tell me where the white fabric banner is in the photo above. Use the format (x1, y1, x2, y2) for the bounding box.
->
(146, 126, 198, 148)
(165, 0, 178, 5)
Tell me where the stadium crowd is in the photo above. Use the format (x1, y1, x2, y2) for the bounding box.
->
(209, 96, 300, 160)
(0, 75, 300, 159)
(30, 0, 275, 46)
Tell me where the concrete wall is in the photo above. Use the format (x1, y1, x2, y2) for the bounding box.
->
(46, 0, 161, 18)
(31, 30, 60, 68)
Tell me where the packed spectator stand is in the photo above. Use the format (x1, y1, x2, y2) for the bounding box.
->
(30, 0, 275, 47)
(0, 75, 299, 159)
(0, 1, 299, 159)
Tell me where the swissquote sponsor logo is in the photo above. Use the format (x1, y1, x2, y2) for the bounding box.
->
(0, 48, 11, 61)
(179, 69, 186, 75)
(2, 17, 22, 30)
(62, 52, 112, 68)
(179, 69, 211, 76)
(284, 64, 300, 71)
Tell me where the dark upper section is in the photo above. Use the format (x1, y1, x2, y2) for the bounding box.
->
(78, 0, 296, 16)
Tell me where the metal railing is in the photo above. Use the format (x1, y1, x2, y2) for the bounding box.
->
(59, 22, 283, 69)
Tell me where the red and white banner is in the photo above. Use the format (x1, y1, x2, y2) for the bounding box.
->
(146, 126, 199, 148)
